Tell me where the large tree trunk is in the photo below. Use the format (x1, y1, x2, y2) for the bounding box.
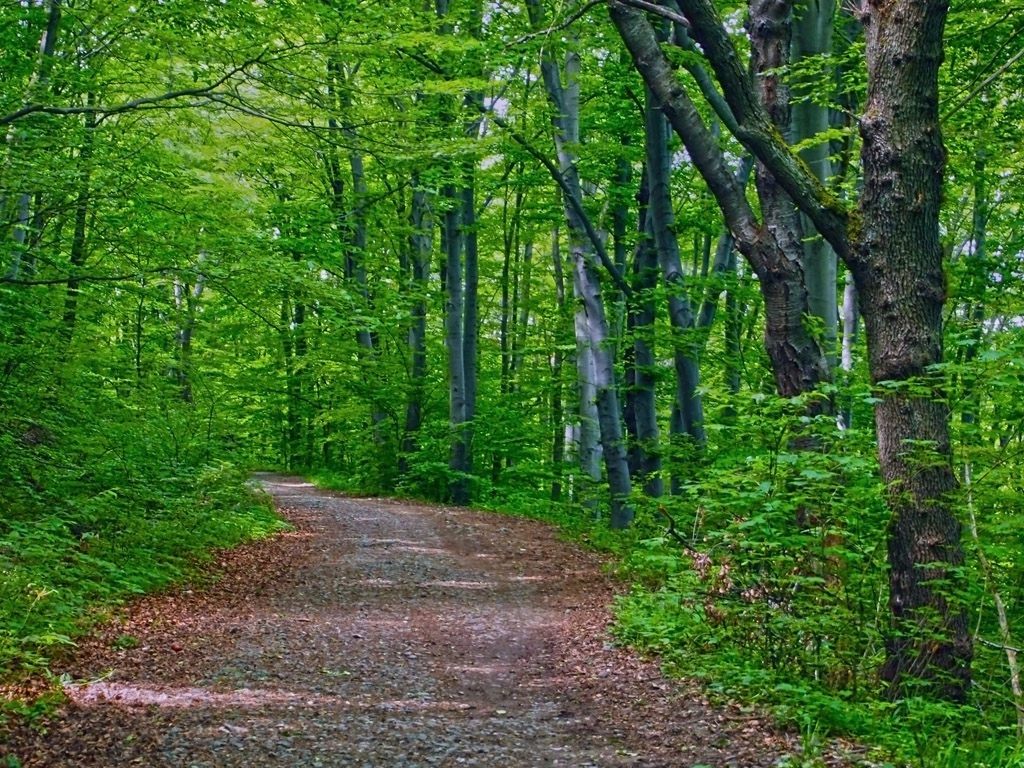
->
(326, 61, 385, 446)
(839, 271, 858, 429)
(855, 0, 969, 700)
(572, 237, 634, 527)
(346, 149, 387, 442)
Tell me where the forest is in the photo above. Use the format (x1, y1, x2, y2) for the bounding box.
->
(2, 0, 1024, 763)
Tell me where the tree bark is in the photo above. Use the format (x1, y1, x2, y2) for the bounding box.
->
(856, 0, 969, 700)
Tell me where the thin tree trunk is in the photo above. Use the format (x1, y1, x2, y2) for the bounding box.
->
(792, 0, 839, 367)
(512, 240, 533, 385)
(626, 172, 662, 496)
(443, 184, 470, 505)
(550, 225, 568, 502)
(347, 149, 386, 441)
(59, 102, 96, 349)
(172, 254, 205, 404)
(644, 85, 706, 488)
(838, 271, 858, 429)
(401, 183, 432, 472)
(280, 293, 300, 470)
(460, 168, 478, 478)
(5, 195, 30, 282)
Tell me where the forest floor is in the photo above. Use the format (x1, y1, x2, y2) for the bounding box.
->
(1, 475, 862, 767)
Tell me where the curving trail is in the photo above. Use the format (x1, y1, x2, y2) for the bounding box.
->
(1, 475, 826, 767)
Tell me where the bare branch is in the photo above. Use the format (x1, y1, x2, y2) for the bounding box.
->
(507, 0, 607, 47)
(617, 0, 690, 27)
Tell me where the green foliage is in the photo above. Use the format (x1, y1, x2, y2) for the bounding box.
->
(3, 0, 1024, 764)
(0, 446, 284, 674)
(602, 380, 1024, 765)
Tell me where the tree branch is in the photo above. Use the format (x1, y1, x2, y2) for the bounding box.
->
(614, 0, 853, 265)
(610, 3, 761, 260)
(484, 110, 633, 298)
(1, 268, 174, 286)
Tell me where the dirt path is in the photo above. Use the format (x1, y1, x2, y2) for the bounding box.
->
(2, 475, 825, 767)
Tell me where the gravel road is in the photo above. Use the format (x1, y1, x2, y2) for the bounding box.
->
(1, 475, 841, 767)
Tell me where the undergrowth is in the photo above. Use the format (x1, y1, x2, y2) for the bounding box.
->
(310, 389, 1024, 766)
(0, 459, 285, 678)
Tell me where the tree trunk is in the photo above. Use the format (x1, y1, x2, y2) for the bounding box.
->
(5, 194, 31, 282)
(59, 102, 96, 350)
(856, 0, 969, 700)
(443, 184, 470, 505)
(347, 149, 386, 441)
(401, 183, 432, 472)
(791, 0, 839, 367)
(172, 255, 205, 404)
(626, 173, 662, 497)
(528, 0, 634, 524)
(280, 293, 300, 470)
(644, 85, 706, 486)
(574, 287, 603, 510)
(550, 225, 569, 503)
(460, 167, 478, 478)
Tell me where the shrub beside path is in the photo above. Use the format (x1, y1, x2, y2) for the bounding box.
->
(2, 475, 849, 767)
